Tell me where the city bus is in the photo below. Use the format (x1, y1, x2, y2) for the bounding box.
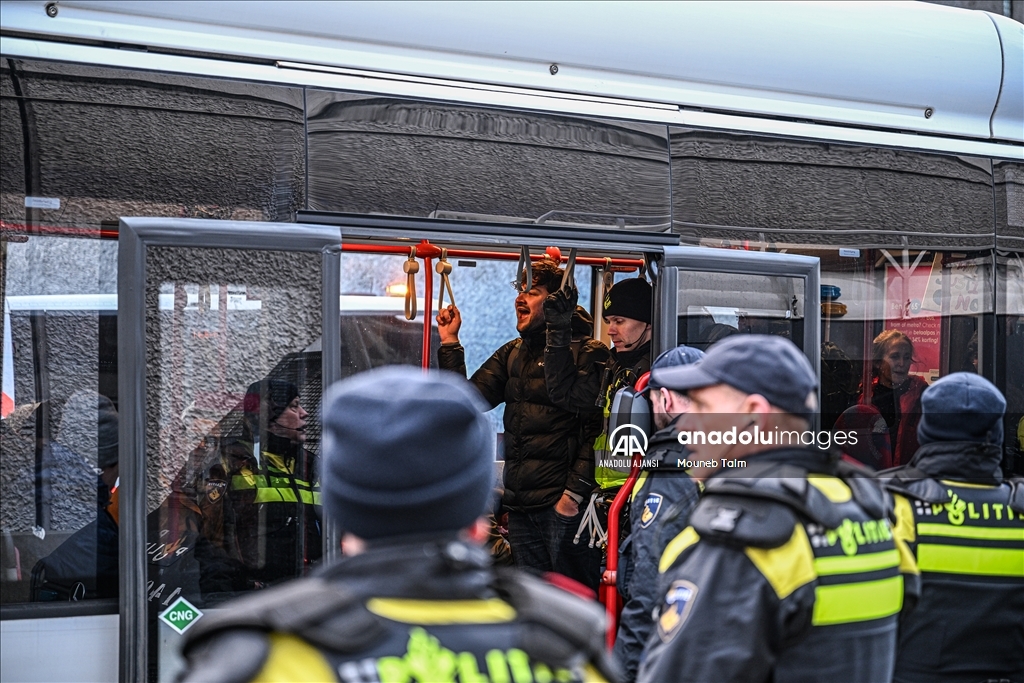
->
(1, 1, 1022, 681)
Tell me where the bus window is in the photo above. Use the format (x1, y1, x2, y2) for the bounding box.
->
(670, 129, 1000, 470)
(1, 234, 118, 612)
(306, 91, 671, 231)
(338, 245, 593, 434)
(339, 253, 439, 376)
(995, 161, 1024, 474)
(676, 271, 805, 350)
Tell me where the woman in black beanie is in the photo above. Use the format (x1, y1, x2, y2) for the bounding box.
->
(230, 378, 322, 586)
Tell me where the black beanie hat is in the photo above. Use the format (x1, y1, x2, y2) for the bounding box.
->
(244, 379, 299, 430)
(918, 372, 1005, 446)
(322, 366, 495, 540)
(603, 278, 652, 324)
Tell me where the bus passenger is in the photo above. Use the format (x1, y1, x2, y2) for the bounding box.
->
(859, 329, 927, 466)
(436, 259, 610, 585)
(593, 278, 654, 492)
(177, 367, 620, 683)
(613, 345, 703, 683)
(559, 278, 655, 590)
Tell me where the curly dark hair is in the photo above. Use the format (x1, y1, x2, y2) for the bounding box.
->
(531, 259, 564, 293)
(512, 258, 564, 293)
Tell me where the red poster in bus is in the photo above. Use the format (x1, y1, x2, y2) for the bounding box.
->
(884, 255, 941, 383)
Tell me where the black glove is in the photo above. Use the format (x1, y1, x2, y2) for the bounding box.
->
(544, 286, 577, 328)
(544, 286, 578, 348)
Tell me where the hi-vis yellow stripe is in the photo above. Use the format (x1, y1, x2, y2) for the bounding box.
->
(630, 471, 650, 503)
(813, 549, 900, 576)
(917, 544, 1024, 577)
(254, 633, 335, 683)
(366, 598, 516, 624)
(660, 527, 701, 573)
(812, 575, 903, 626)
(917, 523, 1024, 541)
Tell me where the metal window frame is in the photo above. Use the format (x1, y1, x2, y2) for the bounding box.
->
(117, 217, 340, 683)
(658, 245, 821, 381)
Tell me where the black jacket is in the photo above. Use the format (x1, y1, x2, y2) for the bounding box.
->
(612, 421, 699, 682)
(639, 449, 914, 683)
(606, 342, 652, 402)
(179, 538, 620, 683)
(438, 309, 609, 510)
(881, 441, 1024, 683)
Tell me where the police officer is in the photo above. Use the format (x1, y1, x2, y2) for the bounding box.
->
(595, 278, 654, 491)
(230, 379, 321, 586)
(880, 373, 1024, 683)
(612, 345, 704, 682)
(638, 335, 916, 682)
(178, 367, 620, 683)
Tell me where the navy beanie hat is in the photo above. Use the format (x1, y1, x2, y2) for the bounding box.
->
(649, 345, 706, 389)
(603, 278, 652, 324)
(918, 372, 1006, 446)
(322, 366, 495, 540)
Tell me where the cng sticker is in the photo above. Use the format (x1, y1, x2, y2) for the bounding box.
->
(159, 597, 203, 635)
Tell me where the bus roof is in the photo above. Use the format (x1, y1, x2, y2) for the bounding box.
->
(1, 1, 1021, 149)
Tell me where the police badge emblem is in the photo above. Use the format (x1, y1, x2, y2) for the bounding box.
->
(206, 480, 227, 502)
(657, 580, 698, 642)
(640, 493, 663, 529)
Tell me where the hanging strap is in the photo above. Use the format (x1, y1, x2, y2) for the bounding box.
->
(403, 247, 419, 320)
(515, 245, 532, 292)
(435, 248, 456, 310)
(559, 248, 577, 294)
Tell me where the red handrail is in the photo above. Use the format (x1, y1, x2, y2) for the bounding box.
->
(600, 371, 650, 651)
(0, 220, 118, 239)
(340, 241, 642, 269)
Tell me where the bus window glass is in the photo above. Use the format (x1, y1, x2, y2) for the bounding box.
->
(307, 91, 670, 230)
(995, 161, 1024, 474)
(670, 129, 997, 470)
(144, 246, 321, 681)
(0, 59, 305, 235)
(1, 234, 118, 609)
(338, 248, 593, 435)
(676, 271, 804, 351)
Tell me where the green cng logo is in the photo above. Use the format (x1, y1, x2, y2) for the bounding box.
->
(159, 597, 203, 635)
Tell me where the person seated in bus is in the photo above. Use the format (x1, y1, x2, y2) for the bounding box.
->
(229, 379, 322, 587)
(613, 344, 703, 683)
(435, 258, 610, 584)
(31, 395, 120, 601)
(857, 329, 927, 466)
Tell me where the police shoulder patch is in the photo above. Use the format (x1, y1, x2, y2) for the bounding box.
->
(640, 493, 663, 529)
(657, 580, 698, 643)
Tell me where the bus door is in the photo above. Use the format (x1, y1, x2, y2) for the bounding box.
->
(115, 217, 341, 683)
(657, 245, 821, 397)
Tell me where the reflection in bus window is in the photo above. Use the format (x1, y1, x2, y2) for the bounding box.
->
(308, 92, 670, 229)
(1, 235, 118, 607)
(995, 161, 1024, 475)
(670, 129, 999, 471)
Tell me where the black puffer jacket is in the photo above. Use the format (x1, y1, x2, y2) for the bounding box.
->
(438, 308, 608, 511)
